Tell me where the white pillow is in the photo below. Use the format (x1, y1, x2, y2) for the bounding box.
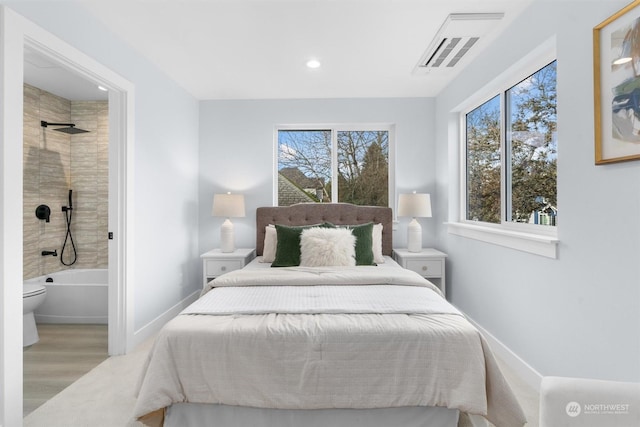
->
(300, 227, 356, 267)
(260, 224, 277, 263)
(372, 223, 385, 264)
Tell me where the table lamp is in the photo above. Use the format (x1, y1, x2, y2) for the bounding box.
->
(397, 192, 432, 252)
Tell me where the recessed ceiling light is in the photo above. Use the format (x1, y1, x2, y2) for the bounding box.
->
(97, 85, 108, 92)
(306, 59, 321, 69)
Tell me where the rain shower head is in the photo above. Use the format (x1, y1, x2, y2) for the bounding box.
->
(41, 120, 89, 134)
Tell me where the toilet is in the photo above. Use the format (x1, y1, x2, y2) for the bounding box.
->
(23, 284, 47, 347)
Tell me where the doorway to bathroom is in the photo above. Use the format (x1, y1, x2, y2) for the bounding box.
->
(20, 35, 134, 355)
(20, 25, 135, 418)
(22, 72, 111, 416)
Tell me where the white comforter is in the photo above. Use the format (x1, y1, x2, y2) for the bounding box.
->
(134, 266, 526, 427)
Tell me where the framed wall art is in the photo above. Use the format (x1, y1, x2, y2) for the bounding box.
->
(594, 0, 640, 164)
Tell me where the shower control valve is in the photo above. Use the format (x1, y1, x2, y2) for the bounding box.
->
(35, 205, 51, 222)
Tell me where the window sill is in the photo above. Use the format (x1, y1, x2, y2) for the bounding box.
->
(446, 222, 558, 259)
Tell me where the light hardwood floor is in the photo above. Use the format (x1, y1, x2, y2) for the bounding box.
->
(23, 324, 108, 417)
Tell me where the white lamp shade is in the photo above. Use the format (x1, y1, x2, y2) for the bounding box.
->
(212, 193, 245, 218)
(397, 193, 432, 218)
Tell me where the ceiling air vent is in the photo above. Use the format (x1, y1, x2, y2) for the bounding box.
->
(414, 13, 504, 74)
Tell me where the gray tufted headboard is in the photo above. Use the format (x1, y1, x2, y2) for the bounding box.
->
(256, 203, 393, 256)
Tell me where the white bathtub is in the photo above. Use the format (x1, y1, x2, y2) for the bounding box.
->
(25, 269, 108, 324)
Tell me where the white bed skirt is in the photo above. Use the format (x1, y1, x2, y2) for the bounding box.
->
(165, 404, 460, 427)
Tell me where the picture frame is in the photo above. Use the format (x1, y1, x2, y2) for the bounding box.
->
(594, 0, 640, 164)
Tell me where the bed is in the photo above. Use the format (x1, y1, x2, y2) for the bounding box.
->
(134, 203, 526, 427)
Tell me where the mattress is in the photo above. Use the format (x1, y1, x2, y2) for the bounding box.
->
(134, 257, 525, 427)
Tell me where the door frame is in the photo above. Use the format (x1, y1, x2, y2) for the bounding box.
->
(1, 7, 135, 426)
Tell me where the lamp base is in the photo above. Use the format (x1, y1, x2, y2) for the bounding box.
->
(220, 219, 235, 253)
(407, 218, 422, 252)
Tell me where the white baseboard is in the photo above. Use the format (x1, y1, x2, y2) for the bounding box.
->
(131, 289, 200, 350)
(466, 315, 543, 393)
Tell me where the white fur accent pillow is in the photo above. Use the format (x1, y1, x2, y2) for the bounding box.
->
(300, 227, 356, 267)
(260, 224, 277, 263)
(372, 223, 385, 263)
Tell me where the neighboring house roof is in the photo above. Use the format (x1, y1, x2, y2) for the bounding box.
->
(278, 172, 316, 205)
(279, 167, 324, 190)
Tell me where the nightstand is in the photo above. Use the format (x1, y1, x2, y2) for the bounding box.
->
(392, 248, 448, 297)
(200, 248, 255, 289)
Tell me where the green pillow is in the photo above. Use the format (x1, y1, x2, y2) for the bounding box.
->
(341, 222, 375, 266)
(271, 223, 332, 267)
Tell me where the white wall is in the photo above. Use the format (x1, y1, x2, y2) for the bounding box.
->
(435, 0, 640, 382)
(3, 2, 201, 333)
(198, 98, 435, 258)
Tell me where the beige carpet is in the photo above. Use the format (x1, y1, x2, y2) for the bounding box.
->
(23, 335, 153, 427)
(23, 335, 540, 427)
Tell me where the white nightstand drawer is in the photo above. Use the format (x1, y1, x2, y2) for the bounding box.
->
(405, 259, 442, 277)
(201, 248, 256, 289)
(205, 259, 243, 277)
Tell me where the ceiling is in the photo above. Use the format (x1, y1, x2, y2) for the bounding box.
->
(25, 0, 534, 101)
(24, 46, 109, 101)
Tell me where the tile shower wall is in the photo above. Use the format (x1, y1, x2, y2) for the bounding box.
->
(70, 100, 109, 271)
(23, 84, 108, 279)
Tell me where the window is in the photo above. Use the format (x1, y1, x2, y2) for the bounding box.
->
(464, 60, 557, 229)
(506, 62, 557, 227)
(450, 48, 558, 258)
(466, 95, 501, 224)
(276, 126, 392, 207)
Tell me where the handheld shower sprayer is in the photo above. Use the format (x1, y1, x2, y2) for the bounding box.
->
(61, 189, 77, 266)
(62, 189, 73, 212)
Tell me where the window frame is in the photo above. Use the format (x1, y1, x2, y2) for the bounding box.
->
(274, 123, 396, 208)
(448, 38, 559, 258)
